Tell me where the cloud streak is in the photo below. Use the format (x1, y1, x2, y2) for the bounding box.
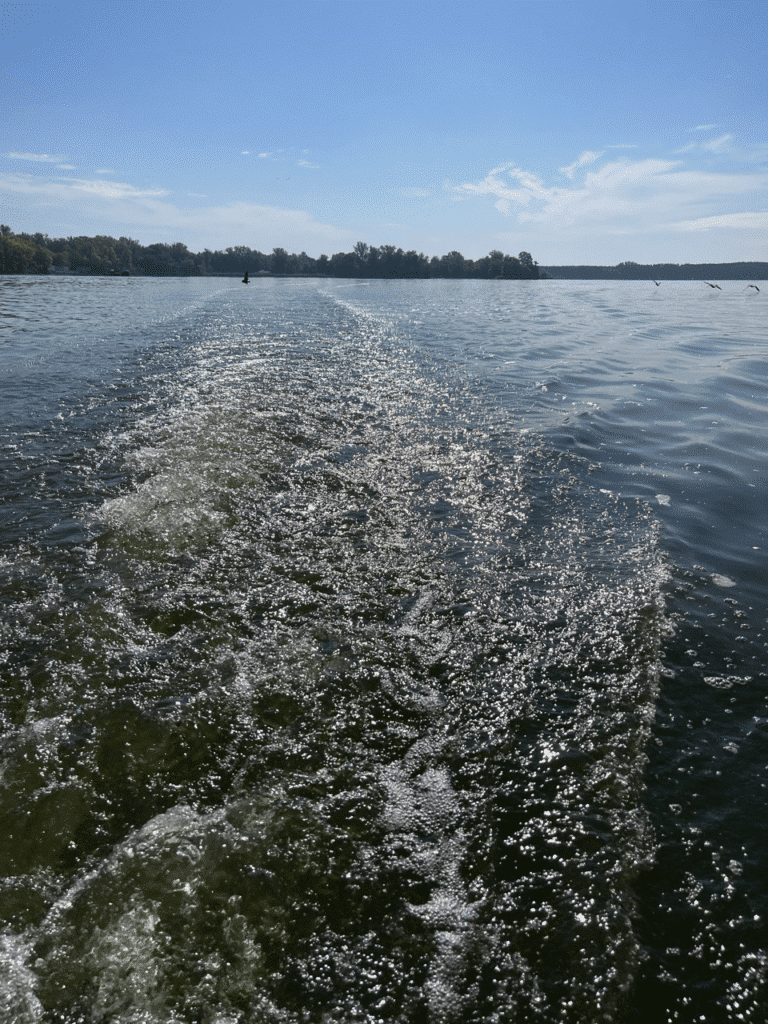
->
(5, 152, 66, 163)
(702, 134, 733, 153)
(559, 150, 603, 179)
(2, 174, 169, 200)
(667, 211, 768, 233)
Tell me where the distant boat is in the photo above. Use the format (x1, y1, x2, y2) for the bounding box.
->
(242, 270, 249, 284)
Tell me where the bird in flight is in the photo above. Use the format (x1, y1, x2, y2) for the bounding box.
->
(704, 282, 721, 290)
(654, 280, 661, 286)
(747, 284, 760, 292)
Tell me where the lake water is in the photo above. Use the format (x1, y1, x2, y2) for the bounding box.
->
(0, 275, 765, 1023)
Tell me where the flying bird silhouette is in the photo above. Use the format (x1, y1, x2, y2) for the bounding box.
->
(704, 282, 721, 290)
(747, 284, 759, 292)
(654, 281, 661, 286)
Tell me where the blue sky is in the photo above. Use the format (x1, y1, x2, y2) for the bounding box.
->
(2, 0, 766, 264)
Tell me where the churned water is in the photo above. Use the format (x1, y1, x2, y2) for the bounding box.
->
(0, 275, 765, 1023)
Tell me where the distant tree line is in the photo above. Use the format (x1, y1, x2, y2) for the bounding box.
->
(5, 228, 760, 281)
(0, 226, 540, 279)
(540, 260, 768, 281)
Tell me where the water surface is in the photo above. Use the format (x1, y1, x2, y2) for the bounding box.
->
(1, 276, 765, 1023)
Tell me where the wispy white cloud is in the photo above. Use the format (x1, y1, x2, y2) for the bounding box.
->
(296, 158, 320, 169)
(559, 150, 603, 179)
(95, 169, 115, 174)
(675, 136, 767, 161)
(459, 163, 551, 209)
(456, 162, 550, 209)
(691, 124, 719, 131)
(667, 211, 768, 232)
(1, 172, 168, 202)
(453, 152, 768, 252)
(67, 178, 169, 199)
(702, 134, 733, 153)
(5, 151, 65, 163)
(57, 164, 77, 171)
(0, 171, 353, 253)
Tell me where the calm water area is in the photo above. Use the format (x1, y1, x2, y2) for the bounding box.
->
(0, 275, 766, 1023)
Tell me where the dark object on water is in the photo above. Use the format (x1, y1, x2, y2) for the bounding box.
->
(242, 271, 249, 284)
(704, 281, 721, 290)
(748, 284, 759, 292)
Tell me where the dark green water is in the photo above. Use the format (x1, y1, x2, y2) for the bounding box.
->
(1, 276, 765, 1022)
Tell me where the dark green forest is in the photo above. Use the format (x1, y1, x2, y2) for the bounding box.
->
(3, 227, 765, 280)
(540, 260, 768, 280)
(0, 227, 539, 279)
